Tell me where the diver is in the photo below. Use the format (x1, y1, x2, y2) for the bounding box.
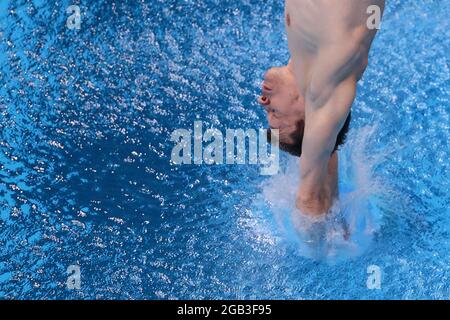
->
(258, 0, 385, 216)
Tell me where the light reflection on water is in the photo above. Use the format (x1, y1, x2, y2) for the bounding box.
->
(0, 0, 449, 299)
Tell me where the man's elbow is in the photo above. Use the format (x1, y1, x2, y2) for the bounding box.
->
(305, 83, 331, 110)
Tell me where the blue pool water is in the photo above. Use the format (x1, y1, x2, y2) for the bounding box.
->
(0, 0, 449, 299)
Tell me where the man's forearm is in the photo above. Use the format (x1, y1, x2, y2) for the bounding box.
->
(296, 77, 356, 216)
(296, 152, 338, 215)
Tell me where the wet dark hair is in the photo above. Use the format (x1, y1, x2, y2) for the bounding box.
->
(267, 112, 351, 157)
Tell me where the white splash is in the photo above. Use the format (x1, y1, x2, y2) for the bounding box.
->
(258, 125, 385, 263)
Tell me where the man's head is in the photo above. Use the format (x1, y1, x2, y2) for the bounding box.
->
(258, 62, 351, 157)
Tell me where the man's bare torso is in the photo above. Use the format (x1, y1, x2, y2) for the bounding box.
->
(286, 0, 385, 99)
(286, 0, 382, 39)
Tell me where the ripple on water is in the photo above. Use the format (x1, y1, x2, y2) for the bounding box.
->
(0, 0, 449, 299)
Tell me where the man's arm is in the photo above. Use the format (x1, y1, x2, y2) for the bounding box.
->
(296, 76, 357, 215)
